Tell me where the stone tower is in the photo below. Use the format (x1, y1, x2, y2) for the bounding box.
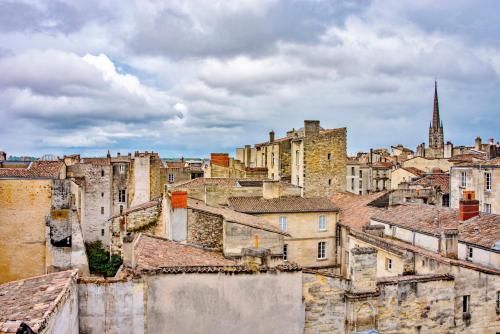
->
(428, 81, 444, 149)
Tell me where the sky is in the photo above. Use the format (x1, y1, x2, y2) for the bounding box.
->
(0, 0, 499, 158)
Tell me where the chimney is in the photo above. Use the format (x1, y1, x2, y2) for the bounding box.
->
(304, 120, 321, 137)
(349, 247, 377, 293)
(262, 180, 282, 199)
(269, 130, 275, 143)
(107, 150, 111, 159)
(475, 137, 482, 151)
(459, 191, 479, 221)
(117, 152, 121, 157)
(171, 191, 188, 209)
(441, 228, 458, 259)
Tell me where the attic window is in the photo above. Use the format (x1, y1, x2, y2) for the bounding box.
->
(101, 170, 105, 177)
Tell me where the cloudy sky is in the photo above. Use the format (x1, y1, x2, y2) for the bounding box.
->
(1, 0, 499, 158)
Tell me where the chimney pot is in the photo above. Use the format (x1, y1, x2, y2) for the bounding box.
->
(459, 192, 479, 221)
(171, 191, 188, 209)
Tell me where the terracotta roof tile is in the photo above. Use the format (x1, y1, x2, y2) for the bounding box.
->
(412, 174, 450, 193)
(228, 196, 339, 214)
(371, 204, 500, 249)
(330, 192, 389, 230)
(188, 198, 288, 236)
(400, 167, 424, 176)
(80, 157, 110, 165)
(0, 160, 64, 179)
(0, 270, 77, 333)
(134, 234, 237, 270)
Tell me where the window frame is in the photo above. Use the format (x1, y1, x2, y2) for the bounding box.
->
(386, 257, 393, 271)
(484, 203, 492, 214)
(168, 173, 175, 183)
(118, 189, 126, 203)
(283, 244, 288, 261)
(319, 215, 327, 231)
(462, 295, 470, 313)
(467, 246, 474, 259)
(119, 164, 125, 174)
(460, 171, 467, 187)
(317, 241, 327, 260)
(279, 216, 287, 232)
(485, 171, 492, 191)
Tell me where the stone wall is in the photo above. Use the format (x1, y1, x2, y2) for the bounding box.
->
(149, 154, 162, 199)
(0, 179, 52, 283)
(126, 204, 162, 232)
(303, 127, 347, 197)
(112, 161, 130, 217)
(131, 155, 151, 206)
(303, 273, 349, 334)
(187, 208, 224, 250)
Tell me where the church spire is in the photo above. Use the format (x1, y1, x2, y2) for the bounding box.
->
(432, 80, 440, 129)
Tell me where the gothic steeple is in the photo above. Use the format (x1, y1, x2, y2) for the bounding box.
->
(428, 80, 444, 150)
(432, 80, 440, 129)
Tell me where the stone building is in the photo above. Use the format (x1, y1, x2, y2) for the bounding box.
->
(237, 120, 347, 197)
(391, 172, 450, 207)
(346, 159, 393, 195)
(0, 160, 88, 284)
(204, 153, 268, 179)
(65, 151, 162, 247)
(161, 190, 289, 260)
(324, 192, 500, 333)
(163, 158, 204, 185)
(228, 189, 340, 269)
(450, 157, 500, 214)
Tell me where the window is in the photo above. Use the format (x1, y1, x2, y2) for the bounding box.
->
(467, 246, 473, 259)
(271, 173, 274, 179)
(101, 170, 105, 177)
(496, 291, 500, 309)
(119, 205, 123, 214)
(168, 173, 175, 183)
(461, 171, 467, 187)
(101, 229, 104, 237)
(351, 167, 355, 175)
(271, 153, 275, 167)
(359, 170, 362, 178)
(462, 295, 470, 313)
(279, 216, 287, 232)
(118, 189, 126, 203)
(119, 164, 125, 174)
(295, 150, 299, 166)
(386, 257, 393, 271)
(351, 178, 355, 190)
(101, 192, 104, 197)
(485, 172, 492, 191)
(359, 190, 362, 195)
(391, 226, 397, 237)
(319, 215, 327, 231)
(336, 225, 341, 247)
(328, 179, 332, 186)
(283, 244, 288, 261)
(101, 207, 104, 215)
(317, 242, 326, 259)
(327, 153, 331, 161)
(484, 203, 492, 214)
(296, 176, 300, 185)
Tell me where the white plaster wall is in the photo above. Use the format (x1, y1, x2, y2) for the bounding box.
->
(78, 281, 145, 334)
(172, 208, 187, 241)
(43, 281, 79, 334)
(414, 232, 439, 253)
(145, 272, 304, 334)
(394, 227, 413, 244)
(131, 156, 151, 207)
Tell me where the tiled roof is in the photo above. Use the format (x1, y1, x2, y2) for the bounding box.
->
(330, 192, 389, 230)
(377, 273, 453, 285)
(352, 229, 500, 275)
(372, 161, 393, 169)
(0, 160, 64, 179)
(172, 178, 240, 189)
(188, 198, 289, 236)
(165, 161, 187, 168)
(400, 167, 424, 176)
(134, 234, 237, 270)
(80, 157, 110, 165)
(228, 196, 339, 214)
(448, 153, 487, 163)
(454, 157, 500, 167)
(109, 198, 161, 220)
(371, 204, 500, 249)
(411, 174, 450, 193)
(0, 270, 77, 333)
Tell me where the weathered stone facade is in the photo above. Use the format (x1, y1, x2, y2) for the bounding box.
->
(187, 208, 224, 250)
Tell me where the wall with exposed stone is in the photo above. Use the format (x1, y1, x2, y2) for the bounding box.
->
(187, 208, 224, 250)
(303, 126, 347, 197)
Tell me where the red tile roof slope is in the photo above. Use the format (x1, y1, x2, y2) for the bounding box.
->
(412, 174, 450, 193)
(228, 196, 339, 214)
(134, 234, 236, 270)
(400, 167, 424, 176)
(330, 192, 389, 230)
(371, 204, 500, 249)
(0, 160, 64, 179)
(0, 270, 77, 333)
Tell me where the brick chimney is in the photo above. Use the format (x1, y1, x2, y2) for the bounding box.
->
(171, 191, 187, 209)
(459, 191, 479, 221)
(269, 130, 275, 143)
(475, 136, 482, 151)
